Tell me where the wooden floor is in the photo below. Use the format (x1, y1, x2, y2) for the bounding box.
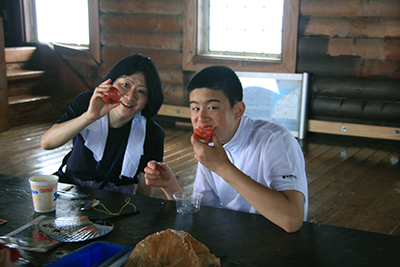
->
(1, 121, 399, 237)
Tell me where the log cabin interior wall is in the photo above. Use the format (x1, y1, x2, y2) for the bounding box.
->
(1, 0, 399, 138)
(298, 0, 400, 140)
(63, 0, 186, 107)
(63, 0, 400, 137)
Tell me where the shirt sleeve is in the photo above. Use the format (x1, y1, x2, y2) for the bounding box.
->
(262, 129, 308, 219)
(265, 130, 307, 193)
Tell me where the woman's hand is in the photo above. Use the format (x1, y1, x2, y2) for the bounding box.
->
(86, 79, 120, 121)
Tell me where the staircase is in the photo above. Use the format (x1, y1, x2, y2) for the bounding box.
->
(0, 18, 91, 132)
(0, 14, 90, 132)
(4, 46, 78, 128)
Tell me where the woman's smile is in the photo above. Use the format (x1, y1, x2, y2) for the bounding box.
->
(121, 100, 134, 108)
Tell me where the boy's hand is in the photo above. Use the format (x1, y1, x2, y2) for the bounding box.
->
(144, 161, 181, 200)
(191, 132, 231, 175)
(144, 161, 175, 186)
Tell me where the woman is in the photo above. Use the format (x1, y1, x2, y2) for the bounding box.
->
(41, 54, 164, 196)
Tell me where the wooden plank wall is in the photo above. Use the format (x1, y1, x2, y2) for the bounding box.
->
(66, 0, 186, 106)
(60, 0, 399, 128)
(298, 0, 400, 127)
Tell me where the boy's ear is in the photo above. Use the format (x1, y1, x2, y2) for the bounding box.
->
(233, 101, 246, 120)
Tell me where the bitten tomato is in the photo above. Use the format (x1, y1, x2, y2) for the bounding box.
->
(193, 125, 215, 142)
(102, 86, 121, 103)
(0, 243, 22, 262)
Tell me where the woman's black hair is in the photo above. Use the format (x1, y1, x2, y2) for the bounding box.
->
(187, 65, 243, 107)
(102, 54, 163, 119)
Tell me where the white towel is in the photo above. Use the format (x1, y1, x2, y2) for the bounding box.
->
(80, 113, 146, 179)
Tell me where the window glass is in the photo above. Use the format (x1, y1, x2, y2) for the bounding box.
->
(208, 0, 284, 59)
(35, 0, 89, 45)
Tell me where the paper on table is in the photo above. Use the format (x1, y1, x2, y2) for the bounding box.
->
(1, 215, 61, 252)
(58, 183, 74, 192)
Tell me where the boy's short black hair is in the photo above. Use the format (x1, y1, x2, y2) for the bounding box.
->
(187, 65, 243, 107)
(102, 54, 163, 119)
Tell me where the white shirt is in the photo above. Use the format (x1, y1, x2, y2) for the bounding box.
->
(193, 115, 309, 220)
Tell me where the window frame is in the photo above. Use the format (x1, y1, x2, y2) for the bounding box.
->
(22, 0, 100, 65)
(183, 0, 299, 73)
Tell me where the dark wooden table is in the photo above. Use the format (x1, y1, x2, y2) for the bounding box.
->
(1, 174, 399, 266)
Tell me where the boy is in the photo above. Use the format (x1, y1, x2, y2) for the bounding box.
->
(145, 66, 308, 233)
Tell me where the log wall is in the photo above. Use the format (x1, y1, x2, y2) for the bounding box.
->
(61, 0, 400, 129)
(298, 0, 400, 127)
(65, 0, 186, 106)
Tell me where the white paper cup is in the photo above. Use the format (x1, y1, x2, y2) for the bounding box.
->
(29, 175, 59, 213)
(173, 191, 203, 214)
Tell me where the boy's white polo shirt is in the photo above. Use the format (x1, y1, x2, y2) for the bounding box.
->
(194, 115, 309, 220)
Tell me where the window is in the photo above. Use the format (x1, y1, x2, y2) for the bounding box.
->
(22, 0, 100, 64)
(35, 0, 89, 45)
(183, 0, 299, 73)
(207, 0, 284, 59)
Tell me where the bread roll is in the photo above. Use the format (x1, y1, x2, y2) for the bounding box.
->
(125, 229, 220, 267)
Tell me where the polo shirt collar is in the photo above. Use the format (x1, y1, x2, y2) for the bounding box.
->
(223, 115, 252, 158)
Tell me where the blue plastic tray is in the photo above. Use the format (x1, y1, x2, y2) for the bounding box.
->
(45, 241, 127, 267)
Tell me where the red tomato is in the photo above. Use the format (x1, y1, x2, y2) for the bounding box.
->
(0, 243, 22, 262)
(102, 86, 121, 103)
(193, 125, 215, 142)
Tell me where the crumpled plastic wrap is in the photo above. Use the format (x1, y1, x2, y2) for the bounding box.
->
(124, 229, 220, 267)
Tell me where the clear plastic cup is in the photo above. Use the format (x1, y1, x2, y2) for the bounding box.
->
(173, 191, 203, 214)
(29, 175, 59, 213)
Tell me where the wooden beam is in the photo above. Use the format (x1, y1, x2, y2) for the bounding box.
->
(298, 38, 400, 61)
(308, 120, 400, 141)
(88, 0, 101, 64)
(301, 0, 400, 17)
(0, 17, 10, 132)
(297, 57, 400, 79)
(300, 17, 400, 39)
